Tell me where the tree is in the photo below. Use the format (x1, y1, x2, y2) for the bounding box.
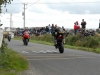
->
(0, 0, 13, 13)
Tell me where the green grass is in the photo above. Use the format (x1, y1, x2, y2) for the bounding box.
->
(13, 36, 100, 54)
(0, 47, 29, 75)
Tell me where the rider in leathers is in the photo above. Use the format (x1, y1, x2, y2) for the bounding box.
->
(52, 24, 65, 46)
(22, 29, 30, 42)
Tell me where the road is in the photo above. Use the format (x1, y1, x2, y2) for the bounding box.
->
(7, 40, 100, 75)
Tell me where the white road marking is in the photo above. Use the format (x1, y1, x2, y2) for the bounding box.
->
(22, 50, 59, 54)
(32, 51, 37, 52)
(39, 50, 47, 53)
(46, 50, 53, 53)
(22, 51, 29, 54)
(51, 50, 59, 52)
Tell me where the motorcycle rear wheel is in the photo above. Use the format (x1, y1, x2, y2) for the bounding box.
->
(59, 43, 64, 53)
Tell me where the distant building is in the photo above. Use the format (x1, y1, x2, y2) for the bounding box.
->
(4, 27, 16, 31)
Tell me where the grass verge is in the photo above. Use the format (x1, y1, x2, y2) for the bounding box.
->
(13, 36, 100, 54)
(0, 42, 29, 75)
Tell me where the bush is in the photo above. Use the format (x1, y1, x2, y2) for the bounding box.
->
(75, 40, 83, 46)
(15, 34, 100, 49)
(85, 36, 99, 48)
(30, 34, 53, 43)
(65, 35, 78, 46)
(66, 35, 99, 48)
(30, 34, 100, 48)
(0, 37, 8, 53)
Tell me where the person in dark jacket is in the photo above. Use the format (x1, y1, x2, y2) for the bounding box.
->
(45, 26, 49, 33)
(51, 24, 55, 36)
(81, 19, 86, 33)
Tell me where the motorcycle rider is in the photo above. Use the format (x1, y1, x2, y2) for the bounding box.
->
(7, 32, 11, 41)
(22, 29, 30, 43)
(52, 24, 65, 46)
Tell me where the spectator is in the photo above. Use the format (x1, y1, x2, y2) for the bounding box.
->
(74, 21, 80, 35)
(48, 24, 51, 34)
(81, 19, 86, 32)
(51, 24, 55, 36)
(62, 26, 65, 31)
(45, 26, 49, 33)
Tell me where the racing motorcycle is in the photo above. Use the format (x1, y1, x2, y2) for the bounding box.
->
(22, 32, 30, 46)
(7, 34, 11, 42)
(23, 38, 29, 46)
(54, 32, 64, 53)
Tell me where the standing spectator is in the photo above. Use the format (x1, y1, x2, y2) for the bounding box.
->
(51, 24, 55, 36)
(74, 21, 80, 35)
(45, 26, 49, 34)
(81, 19, 86, 33)
(62, 26, 65, 31)
(48, 24, 51, 34)
(33, 28, 36, 34)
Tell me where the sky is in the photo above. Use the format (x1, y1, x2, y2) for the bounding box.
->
(0, 0, 100, 29)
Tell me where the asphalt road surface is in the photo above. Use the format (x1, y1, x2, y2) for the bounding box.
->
(7, 40, 100, 75)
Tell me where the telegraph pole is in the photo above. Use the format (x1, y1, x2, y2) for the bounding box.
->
(23, 3, 27, 29)
(10, 13, 12, 31)
(12, 21, 13, 31)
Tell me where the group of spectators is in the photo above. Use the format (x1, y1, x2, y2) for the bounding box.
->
(74, 19, 95, 36)
(74, 19, 87, 35)
(15, 24, 66, 36)
(15, 18, 95, 37)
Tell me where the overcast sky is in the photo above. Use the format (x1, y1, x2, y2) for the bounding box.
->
(0, 0, 100, 29)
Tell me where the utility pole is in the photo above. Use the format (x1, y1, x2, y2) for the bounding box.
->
(12, 21, 13, 31)
(23, 3, 27, 29)
(10, 13, 12, 31)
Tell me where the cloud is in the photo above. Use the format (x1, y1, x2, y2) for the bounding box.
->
(1, 0, 100, 14)
(2, 10, 99, 29)
(46, 3, 100, 14)
(27, 4, 48, 14)
(24, 0, 100, 14)
(27, 4, 70, 15)
(1, 0, 100, 29)
(1, 12, 100, 29)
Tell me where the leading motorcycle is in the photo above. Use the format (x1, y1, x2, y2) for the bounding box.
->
(54, 32, 64, 53)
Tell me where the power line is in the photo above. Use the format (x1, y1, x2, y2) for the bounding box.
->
(26, 2, 100, 4)
(3, 2, 100, 5)
(19, 0, 40, 13)
(21, 0, 40, 29)
(1, 14, 10, 23)
(4, 1, 100, 15)
(12, 14, 23, 18)
(25, 0, 40, 9)
(2, 18, 9, 23)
